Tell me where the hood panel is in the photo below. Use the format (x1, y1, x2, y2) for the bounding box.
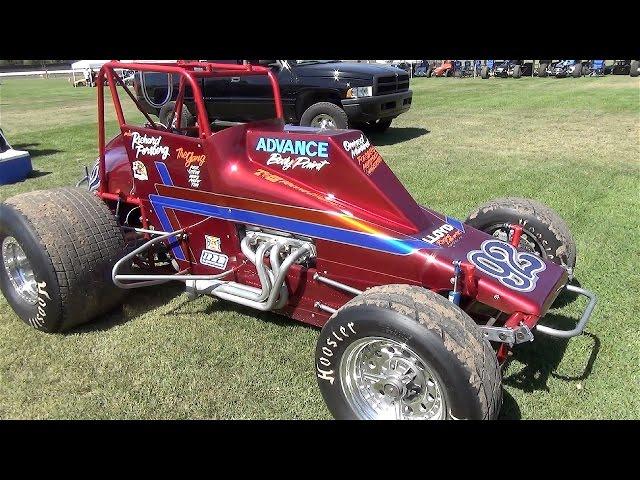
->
(293, 61, 407, 80)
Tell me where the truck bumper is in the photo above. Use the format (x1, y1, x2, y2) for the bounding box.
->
(342, 90, 413, 123)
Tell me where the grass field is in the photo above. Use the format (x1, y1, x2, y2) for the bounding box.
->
(0, 75, 639, 419)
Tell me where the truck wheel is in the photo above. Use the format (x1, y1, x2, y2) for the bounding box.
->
(465, 197, 577, 277)
(300, 102, 349, 130)
(481, 66, 489, 79)
(513, 65, 522, 78)
(315, 284, 502, 420)
(0, 187, 126, 332)
(572, 63, 582, 78)
(158, 101, 195, 131)
(630, 60, 639, 77)
(538, 63, 548, 77)
(426, 68, 433, 77)
(366, 118, 393, 133)
(445, 69, 452, 77)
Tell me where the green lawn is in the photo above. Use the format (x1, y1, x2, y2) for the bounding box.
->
(1, 76, 639, 419)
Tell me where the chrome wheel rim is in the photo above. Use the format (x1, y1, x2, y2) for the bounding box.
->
(1, 236, 38, 304)
(340, 337, 446, 420)
(310, 114, 337, 130)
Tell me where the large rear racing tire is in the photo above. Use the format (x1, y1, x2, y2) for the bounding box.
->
(481, 66, 489, 79)
(0, 187, 126, 332)
(465, 197, 577, 277)
(315, 284, 502, 420)
(630, 60, 639, 77)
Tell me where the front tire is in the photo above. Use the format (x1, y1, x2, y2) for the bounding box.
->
(0, 187, 126, 332)
(315, 284, 502, 420)
(465, 197, 577, 277)
(299, 101, 349, 130)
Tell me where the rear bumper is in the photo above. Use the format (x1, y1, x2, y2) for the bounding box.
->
(342, 90, 413, 122)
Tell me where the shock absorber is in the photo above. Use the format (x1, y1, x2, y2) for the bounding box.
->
(448, 260, 462, 306)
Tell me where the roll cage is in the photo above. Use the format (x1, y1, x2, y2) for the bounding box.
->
(96, 60, 284, 196)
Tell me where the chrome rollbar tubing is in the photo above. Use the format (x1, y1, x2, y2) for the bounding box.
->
(112, 227, 235, 289)
(535, 284, 597, 338)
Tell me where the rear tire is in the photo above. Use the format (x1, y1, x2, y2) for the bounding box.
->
(481, 66, 489, 79)
(0, 187, 126, 332)
(538, 63, 548, 77)
(572, 63, 582, 78)
(159, 101, 196, 132)
(513, 65, 522, 78)
(315, 284, 502, 420)
(630, 60, 640, 77)
(465, 197, 577, 277)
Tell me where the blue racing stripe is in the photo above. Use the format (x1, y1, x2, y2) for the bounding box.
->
(154, 162, 174, 186)
(148, 194, 439, 257)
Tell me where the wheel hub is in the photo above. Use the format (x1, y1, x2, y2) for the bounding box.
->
(340, 337, 446, 420)
(310, 114, 336, 130)
(1, 236, 38, 304)
(490, 226, 544, 257)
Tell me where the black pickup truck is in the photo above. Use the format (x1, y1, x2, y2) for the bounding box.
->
(134, 60, 412, 133)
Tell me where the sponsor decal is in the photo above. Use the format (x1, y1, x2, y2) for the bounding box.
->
(422, 221, 464, 248)
(132, 160, 148, 181)
(468, 239, 546, 292)
(200, 250, 228, 270)
(129, 132, 170, 160)
(177, 147, 206, 189)
(343, 133, 382, 176)
(29, 281, 51, 329)
(254, 169, 330, 202)
(205, 235, 221, 252)
(266, 153, 329, 172)
(316, 321, 357, 385)
(256, 137, 330, 173)
(256, 137, 329, 158)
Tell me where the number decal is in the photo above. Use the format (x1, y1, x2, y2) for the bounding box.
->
(467, 239, 546, 292)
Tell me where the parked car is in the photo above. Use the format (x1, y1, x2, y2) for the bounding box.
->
(134, 60, 412, 133)
(492, 60, 532, 78)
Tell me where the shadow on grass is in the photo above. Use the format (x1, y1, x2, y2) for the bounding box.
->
(72, 283, 187, 333)
(503, 315, 600, 393)
(27, 170, 52, 179)
(366, 127, 430, 146)
(170, 293, 319, 333)
(12, 143, 62, 159)
(550, 278, 583, 309)
(499, 390, 522, 420)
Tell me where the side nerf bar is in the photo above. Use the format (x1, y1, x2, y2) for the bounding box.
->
(535, 284, 597, 338)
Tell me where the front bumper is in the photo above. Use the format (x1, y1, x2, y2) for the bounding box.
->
(480, 284, 597, 345)
(342, 90, 413, 122)
(535, 284, 597, 338)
